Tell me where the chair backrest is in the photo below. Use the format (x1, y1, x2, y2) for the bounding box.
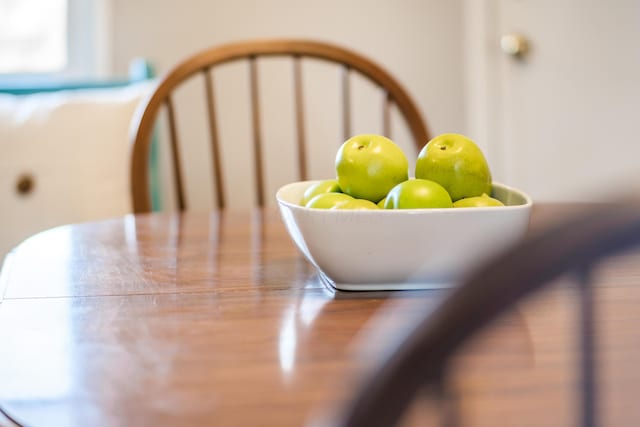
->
(332, 200, 640, 427)
(129, 38, 430, 213)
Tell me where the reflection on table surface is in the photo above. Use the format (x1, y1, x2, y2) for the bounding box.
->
(0, 205, 639, 426)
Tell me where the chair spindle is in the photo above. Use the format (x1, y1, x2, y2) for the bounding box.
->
(202, 68, 225, 209)
(577, 265, 598, 427)
(342, 64, 351, 141)
(165, 96, 186, 211)
(431, 371, 460, 427)
(293, 55, 308, 181)
(249, 56, 265, 206)
(383, 91, 392, 138)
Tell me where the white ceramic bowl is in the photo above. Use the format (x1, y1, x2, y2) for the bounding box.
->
(276, 180, 532, 291)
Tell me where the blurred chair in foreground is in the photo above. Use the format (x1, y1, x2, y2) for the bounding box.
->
(129, 38, 430, 213)
(332, 200, 640, 427)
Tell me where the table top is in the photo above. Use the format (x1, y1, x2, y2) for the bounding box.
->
(1, 205, 639, 426)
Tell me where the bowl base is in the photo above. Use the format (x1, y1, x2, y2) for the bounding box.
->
(318, 271, 454, 292)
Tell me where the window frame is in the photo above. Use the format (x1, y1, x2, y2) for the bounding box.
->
(0, 0, 111, 86)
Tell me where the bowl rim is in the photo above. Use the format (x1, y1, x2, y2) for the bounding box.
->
(276, 180, 533, 213)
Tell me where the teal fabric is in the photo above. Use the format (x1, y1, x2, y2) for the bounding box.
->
(0, 80, 134, 95)
(0, 58, 153, 93)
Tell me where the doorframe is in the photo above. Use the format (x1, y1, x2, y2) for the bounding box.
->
(462, 0, 507, 182)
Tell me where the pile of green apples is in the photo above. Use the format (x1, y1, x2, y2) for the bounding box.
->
(300, 133, 504, 209)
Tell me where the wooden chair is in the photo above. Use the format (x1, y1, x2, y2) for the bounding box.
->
(129, 38, 430, 213)
(332, 200, 640, 427)
(131, 39, 429, 213)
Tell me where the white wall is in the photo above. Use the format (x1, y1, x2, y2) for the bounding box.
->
(464, 0, 640, 203)
(111, 0, 465, 210)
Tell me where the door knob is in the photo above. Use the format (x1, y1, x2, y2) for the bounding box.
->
(15, 173, 35, 196)
(500, 34, 529, 59)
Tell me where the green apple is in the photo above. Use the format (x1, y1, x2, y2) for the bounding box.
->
(300, 179, 342, 206)
(332, 199, 379, 210)
(415, 133, 492, 201)
(305, 192, 353, 209)
(453, 193, 504, 208)
(335, 134, 409, 203)
(383, 179, 452, 209)
(377, 197, 387, 208)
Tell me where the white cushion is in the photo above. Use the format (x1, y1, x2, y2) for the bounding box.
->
(0, 82, 153, 258)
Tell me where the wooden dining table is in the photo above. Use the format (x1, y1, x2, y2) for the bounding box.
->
(0, 204, 639, 427)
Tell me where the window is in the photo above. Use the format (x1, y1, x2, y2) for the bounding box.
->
(0, 0, 67, 74)
(0, 0, 109, 82)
